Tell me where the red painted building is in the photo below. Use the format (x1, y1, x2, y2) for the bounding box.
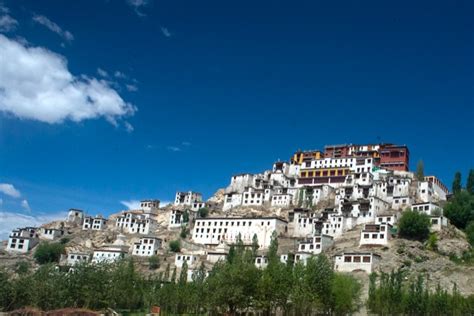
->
(379, 144, 409, 171)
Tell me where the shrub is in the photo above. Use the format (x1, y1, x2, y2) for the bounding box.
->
(198, 207, 209, 218)
(33, 242, 65, 264)
(148, 255, 160, 270)
(180, 227, 188, 239)
(169, 240, 181, 253)
(465, 222, 474, 247)
(427, 233, 438, 251)
(398, 210, 430, 241)
(15, 261, 31, 275)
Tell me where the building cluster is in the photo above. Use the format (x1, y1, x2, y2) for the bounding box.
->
(4, 142, 453, 277)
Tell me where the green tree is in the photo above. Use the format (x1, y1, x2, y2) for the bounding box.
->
(465, 222, 474, 247)
(331, 273, 361, 315)
(180, 226, 188, 239)
(444, 191, 474, 229)
(0, 269, 12, 311)
(251, 234, 259, 257)
(398, 210, 431, 241)
(198, 207, 209, 218)
(467, 169, 474, 195)
(169, 240, 181, 252)
(453, 171, 462, 194)
(182, 209, 190, 223)
(33, 242, 65, 264)
(148, 255, 160, 270)
(416, 160, 425, 181)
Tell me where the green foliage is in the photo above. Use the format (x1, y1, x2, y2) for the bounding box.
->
(33, 242, 65, 264)
(197, 207, 209, 218)
(59, 236, 71, 244)
(427, 233, 438, 251)
(180, 226, 188, 239)
(444, 190, 474, 229)
(367, 272, 474, 315)
(467, 169, 474, 195)
(452, 171, 462, 194)
(182, 210, 189, 223)
(331, 274, 361, 316)
(15, 261, 31, 275)
(0, 269, 12, 311)
(398, 210, 431, 241)
(416, 160, 425, 181)
(466, 222, 474, 247)
(148, 255, 160, 270)
(169, 240, 181, 252)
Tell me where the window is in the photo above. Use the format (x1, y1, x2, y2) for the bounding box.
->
(363, 256, 371, 263)
(364, 234, 369, 239)
(353, 256, 361, 262)
(344, 256, 352, 262)
(380, 234, 384, 239)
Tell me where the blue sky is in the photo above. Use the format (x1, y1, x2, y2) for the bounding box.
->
(0, 0, 473, 233)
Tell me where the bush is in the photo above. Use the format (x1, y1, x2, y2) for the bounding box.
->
(33, 242, 65, 264)
(148, 255, 160, 270)
(198, 207, 209, 218)
(398, 210, 430, 241)
(444, 191, 474, 229)
(427, 233, 438, 251)
(169, 240, 181, 253)
(465, 222, 474, 247)
(15, 261, 31, 275)
(180, 227, 188, 239)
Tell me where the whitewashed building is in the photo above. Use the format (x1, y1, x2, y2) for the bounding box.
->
(206, 243, 229, 263)
(334, 252, 381, 273)
(192, 217, 288, 248)
(65, 252, 90, 265)
(223, 192, 243, 211)
(140, 200, 160, 212)
(40, 228, 65, 240)
(67, 209, 84, 225)
(6, 227, 39, 253)
(83, 216, 107, 231)
(297, 234, 334, 254)
(412, 202, 443, 216)
(132, 236, 162, 256)
(391, 196, 412, 210)
(429, 216, 449, 231)
(271, 193, 293, 207)
(175, 191, 203, 206)
(115, 211, 158, 234)
(175, 254, 198, 268)
(169, 209, 189, 228)
(255, 255, 268, 269)
(360, 223, 392, 246)
(92, 234, 129, 263)
(375, 213, 398, 226)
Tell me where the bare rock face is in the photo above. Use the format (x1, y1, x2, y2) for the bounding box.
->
(207, 188, 225, 204)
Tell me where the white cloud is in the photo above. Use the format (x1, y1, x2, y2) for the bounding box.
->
(0, 35, 136, 126)
(0, 14, 18, 32)
(182, 141, 191, 146)
(160, 27, 171, 38)
(120, 200, 141, 210)
(167, 146, 181, 152)
(125, 84, 138, 92)
(124, 121, 134, 133)
(97, 68, 109, 77)
(21, 199, 30, 211)
(0, 211, 67, 240)
(114, 71, 127, 79)
(0, 183, 21, 198)
(32, 14, 74, 42)
(126, 0, 151, 16)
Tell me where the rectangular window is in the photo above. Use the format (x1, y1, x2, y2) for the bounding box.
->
(363, 256, 371, 263)
(344, 256, 352, 263)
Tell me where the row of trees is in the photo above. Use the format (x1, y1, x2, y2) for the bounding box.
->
(444, 170, 474, 248)
(368, 270, 474, 315)
(1, 235, 362, 315)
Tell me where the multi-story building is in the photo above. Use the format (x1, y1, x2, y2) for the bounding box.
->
(83, 215, 108, 231)
(132, 236, 162, 256)
(424, 176, 449, 201)
(360, 223, 392, 246)
(412, 202, 443, 216)
(175, 191, 203, 206)
(140, 200, 160, 212)
(115, 211, 158, 234)
(6, 227, 39, 253)
(67, 208, 84, 225)
(297, 234, 334, 254)
(379, 144, 409, 171)
(169, 209, 188, 228)
(175, 254, 198, 268)
(291, 150, 323, 165)
(192, 217, 288, 249)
